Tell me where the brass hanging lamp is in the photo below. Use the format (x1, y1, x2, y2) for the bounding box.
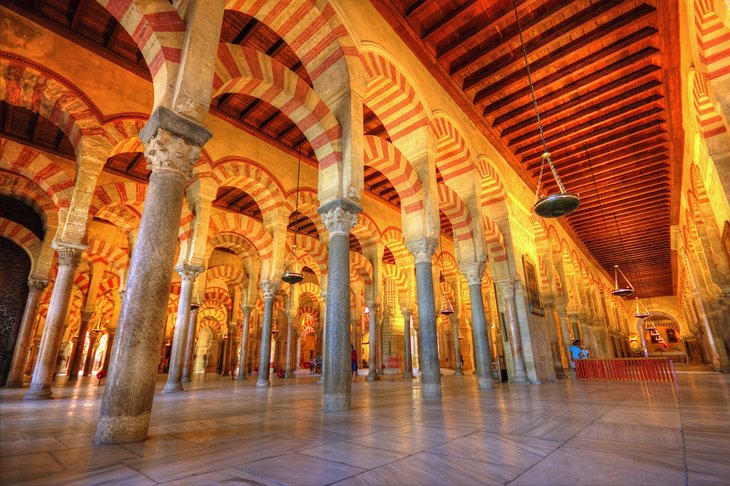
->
(634, 296, 650, 319)
(611, 264, 634, 298)
(512, 0, 580, 218)
(281, 141, 304, 285)
(438, 232, 455, 316)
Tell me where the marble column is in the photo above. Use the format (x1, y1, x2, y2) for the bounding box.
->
(25, 245, 83, 399)
(318, 200, 360, 411)
(163, 265, 203, 393)
(462, 262, 494, 389)
(82, 330, 101, 375)
(102, 330, 115, 374)
(285, 311, 295, 378)
(67, 310, 94, 382)
(497, 280, 528, 384)
(545, 302, 567, 378)
(6, 279, 47, 388)
(257, 280, 278, 387)
(449, 314, 463, 376)
(401, 306, 414, 379)
(182, 304, 199, 383)
(317, 292, 327, 384)
(236, 306, 253, 380)
(366, 303, 380, 381)
(95, 115, 210, 444)
(406, 237, 441, 398)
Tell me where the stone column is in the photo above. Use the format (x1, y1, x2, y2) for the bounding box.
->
(163, 265, 203, 393)
(366, 303, 380, 381)
(237, 306, 253, 380)
(6, 279, 47, 388)
(67, 310, 94, 382)
(544, 302, 567, 378)
(95, 115, 210, 444)
(401, 306, 414, 379)
(182, 304, 199, 383)
(406, 237, 441, 398)
(449, 314, 463, 376)
(25, 245, 83, 399)
(317, 292, 327, 384)
(497, 280, 528, 384)
(102, 330, 115, 373)
(318, 200, 360, 411)
(285, 310, 295, 378)
(462, 262, 494, 389)
(82, 330, 101, 375)
(257, 280, 278, 387)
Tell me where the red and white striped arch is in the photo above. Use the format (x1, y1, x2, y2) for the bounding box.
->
(350, 251, 374, 285)
(0, 217, 41, 261)
(97, 271, 121, 296)
(85, 240, 129, 270)
(299, 282, 323, 307)
(208, 265, 246, 287)
(437, 184, 473, 244)
(297, 234, 328, 276)
(286, 187, 325, 238)
(95, 204, 143, 233)
(693, 0, 730, 80)
(382, 263, 408, 292)
(96, 0, 185, 105)
(209, 231, 262, 263)
(209, 214, 274, 261)
(690, 68, 727, 140)
(0, 170, 58, 230)
(363, 135, 424, 215)
(477, 155, 507, 207)
(210, 157, 287, 226)
(361, 50, 430, 142)
(90, 182, 147, 216)
(353, 213, 381, 251)
(482, 216, 507, 263)
(214, 44, 341, 171)
(432, 113, 476, 184)
(0, 140, 73, 210)
(381, 227, 411, 267)
(205, 286, 233, 310)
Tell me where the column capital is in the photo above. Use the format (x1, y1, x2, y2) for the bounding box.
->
(80, 310, 94, 322)
(241, 305, 253, 318)
(144, 128, 202, 182)
(366, 302, 379, 313)
(400, 306, 411, 319)
(53, 243, 85, 268)
(260, 280, 279, 300)
(460, 261, 486, 286)
(175, 264, 204, 281)
(495, 279, 516, 298)
(28, 279, 49, 291)
(318, 199, 361, 235)
(406, 237, 438, 264)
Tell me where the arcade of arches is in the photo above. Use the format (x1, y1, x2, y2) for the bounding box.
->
(1, 0, 730, 482)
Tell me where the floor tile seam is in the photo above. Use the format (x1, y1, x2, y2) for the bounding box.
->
(228, 464, 289, 486)
(502, 387, 648, 486)
(676, 383, 692, 486)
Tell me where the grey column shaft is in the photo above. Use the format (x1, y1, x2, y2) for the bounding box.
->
(102, 332, 115, 373)
(67, 311, 93, 381)
(451, 316, 463, 376)
(82, 333, 99, 375)
(317, 299, 327, 384)
(285, 316, 294, 378)
(469, 283, 494, 389)
(257, 296, 275, 387)
(163, 276, 194, 393)
(95, 169, 188, 443)
(237, 308, 251, 380)
(366, 307, 379, 381)
(182, 305, 199, 383)
(6, 284, 45, 387)
(25, 249, 80, 399)
(504, 292, 528, 383)
(324, 230, 351, 410)
(415, 261, 441, 398)
(403, 311, 414, 379)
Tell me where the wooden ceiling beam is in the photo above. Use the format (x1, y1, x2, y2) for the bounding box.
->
(422, 0, 481, 42)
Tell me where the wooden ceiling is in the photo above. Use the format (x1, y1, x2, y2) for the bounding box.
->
(373, 0, 680, 297)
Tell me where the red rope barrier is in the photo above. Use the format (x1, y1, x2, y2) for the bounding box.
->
(575, 358, 678, 384)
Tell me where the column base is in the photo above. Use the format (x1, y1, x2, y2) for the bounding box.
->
(95, 413, 150, 444)
(366, 372, 380, 381)
(477, 377, 494, 390)
(403, 372, 414, 380)
(510, 372, 529, 384)
(324, 393, 351, 411)
(24, 388, 53, 400)
(421, 383, 442, 399)
(256, 379, 270, 388)
(162, 383, 184, 393)
(236, 375, 247, 381)
(317, 377, 324, 384)
(284, 372, 294, 379)
(182, 378, 191, 383)
(454, 369, 464, 376)
(4, 380, 24, 388)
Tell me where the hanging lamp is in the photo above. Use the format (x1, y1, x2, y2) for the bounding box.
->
(281, 141, 305, 285)
(511, 0, 579, 218)
(634, 297, 650, 319)
(437, 232, 455, 316)
(611, 264, 634, 297)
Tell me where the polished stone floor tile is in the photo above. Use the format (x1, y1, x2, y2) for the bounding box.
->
(300, 441, 409, 469)
(346, 431, 442, 454)
(238, 452, 365, 485)
(159, 467, 280, 486)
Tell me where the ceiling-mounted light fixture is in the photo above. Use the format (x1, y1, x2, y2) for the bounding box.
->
(634, 297, 650, 319)
(281, 140, 305, 285)
(512, 0, 579, 218)
(437, 232, 455, 316)
(611, 264, 634, 298)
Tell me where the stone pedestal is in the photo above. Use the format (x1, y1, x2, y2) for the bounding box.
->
(366, 303, 380, 381)
(6, 279, 47, 388)
(95, 116, 210, 444)
(67, 311, 94, 382)
(237, 306, 252, 380)
(319, 200, 360, 411)
(401, 307, 414, 379)
(257, 281, 278, 387)
(182, 304, 199, 383)
(497, 280, 528, 384)
(164, 265, 203, 393)
(25, 245, 83, 399)
(462, 262, 494, 389)
(407, 237, 441, 399)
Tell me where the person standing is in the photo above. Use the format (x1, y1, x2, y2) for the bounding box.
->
(351, 345, 358, 382)
(569, 340, 583, 375)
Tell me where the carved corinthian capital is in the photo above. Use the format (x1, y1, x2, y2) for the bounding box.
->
(260, 280, 279, 300)
(406, 237, 438, 265)
(496, 279, 516, 299)
(460, 261, 486, 286)
(55, 246, 83, 268)
(28, 279, 49, 291)
(175, 264, 204, 282)
(144, 128, 201, 181)
(319, 200, 360, 236)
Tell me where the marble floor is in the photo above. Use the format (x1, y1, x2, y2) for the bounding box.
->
(1, 370, 728, 485)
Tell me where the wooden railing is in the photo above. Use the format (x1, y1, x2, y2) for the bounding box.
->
(575, 358, 678, 384)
